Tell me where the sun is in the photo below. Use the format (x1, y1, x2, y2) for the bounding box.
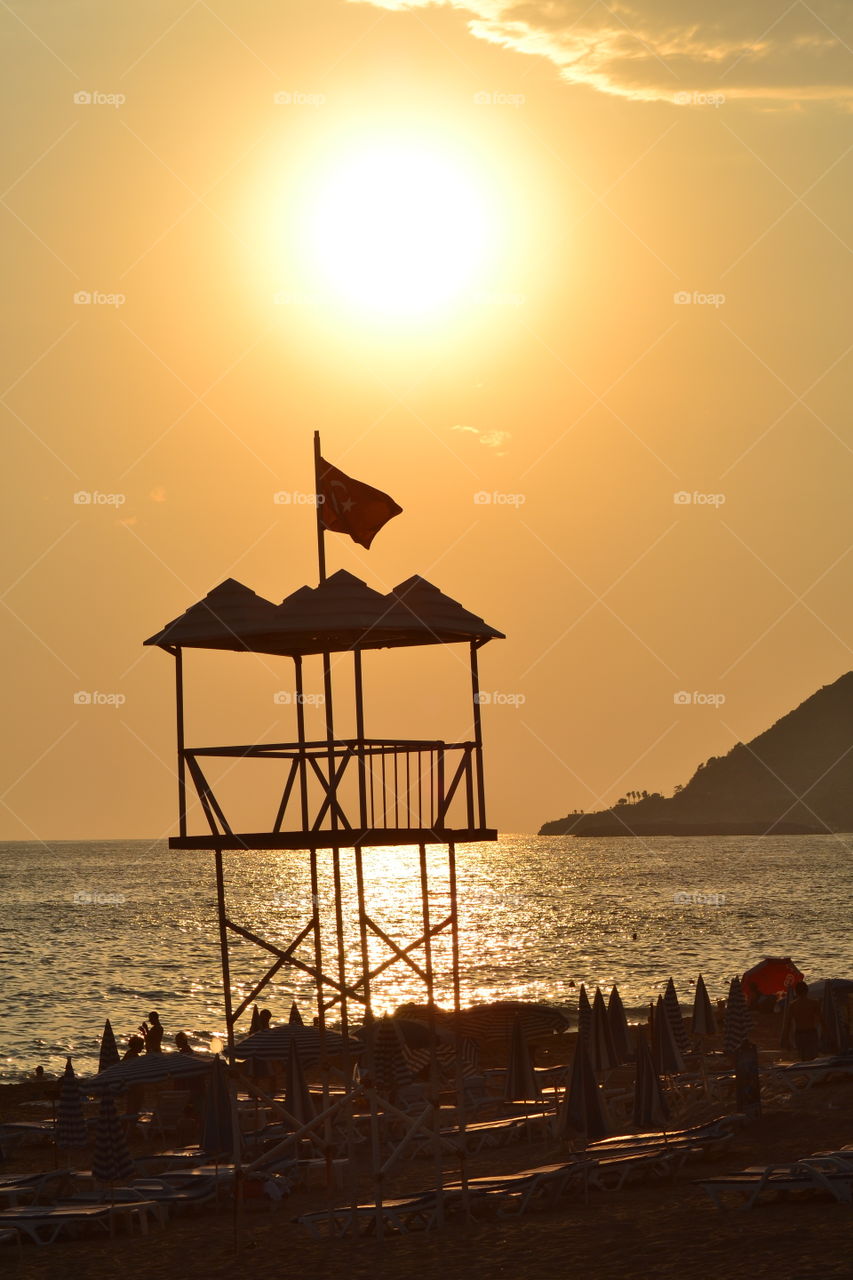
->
(302, 138, 496, 317)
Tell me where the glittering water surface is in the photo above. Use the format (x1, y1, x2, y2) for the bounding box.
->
(2, 835, 853, 1080)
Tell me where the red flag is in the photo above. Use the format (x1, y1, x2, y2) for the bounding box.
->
(317, 457, 402, 549)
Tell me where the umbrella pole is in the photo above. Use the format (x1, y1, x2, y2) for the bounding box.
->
(214, 846, 236, 1060)
(419, 843, 443, 1230)
(447, 841, 470, 1217)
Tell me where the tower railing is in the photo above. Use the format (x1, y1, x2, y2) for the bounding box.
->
(176, 737, 488, 847)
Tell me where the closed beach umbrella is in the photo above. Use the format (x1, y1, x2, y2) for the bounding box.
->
(663, 977, 691, 1055)
(285, 1038, 315, 1125)
(504, 1017, 541, 1101)
(723, 976, 752, 1055)
(607, 985, 632, 1063)
(56, 1058, 87, 1152)
(201, 1055, 237, 1158)
(633, 1029, 669, 1130)
(92, 1092, 134, 1185)
(653, 996, 685, 1075)
(590, 988, 619, 1072)
(692, 974, 716, 1038)
(98, 1020, 120, 1073)
(555, 1038, 607, 1143)
(577, 984, 592, 1042)
(821, 982, 843, 1055)
(289, 1002, 304, 1026)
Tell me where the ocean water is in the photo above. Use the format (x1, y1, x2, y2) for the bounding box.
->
(2, 834, 852, 1081)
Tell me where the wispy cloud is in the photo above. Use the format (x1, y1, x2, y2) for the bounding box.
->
(349, 1, 853, 107)
(453, 423, 512, 452)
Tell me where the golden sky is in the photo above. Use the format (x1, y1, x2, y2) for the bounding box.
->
(3, 0, 853, 839)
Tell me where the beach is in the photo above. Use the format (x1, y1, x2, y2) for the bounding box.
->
(2, 1012, 852, 1280)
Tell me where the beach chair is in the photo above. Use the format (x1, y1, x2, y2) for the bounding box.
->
(0, 1201, 156, 1244)
(446, 1160, 594, 1217)
(587, 1149, 679, 1190)
(697, 1161, 853, 1210)
(766, 1056, 853, 1092)
(0, 1170, 73, 1207)
(298, 1194, 440, 1238)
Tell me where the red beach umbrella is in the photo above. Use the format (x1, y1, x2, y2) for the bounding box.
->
(741, 957, 803, 999)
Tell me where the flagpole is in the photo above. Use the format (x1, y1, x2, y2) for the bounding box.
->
(313, 429, 326, 585)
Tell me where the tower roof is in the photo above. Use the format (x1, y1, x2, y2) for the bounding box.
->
(144, 570, 504, 656)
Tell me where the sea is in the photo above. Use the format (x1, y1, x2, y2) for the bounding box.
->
(2, 834, 852, 1082)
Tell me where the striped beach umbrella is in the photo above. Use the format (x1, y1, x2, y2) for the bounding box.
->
(233, 1026, 347, 1066)
(555, 1038, 607, 1143)
(56, 1059, 87, 1152)
(821, 982, 844, 1055)
(691, 974, 717, 1038)
(590, 988, 619, 1072)
(455, 1001, 568, 1045)
(92, 1092, 134, 1185)
(607, 985, 632, 1063)
(504, 1017, 541, 1101)
(723, 975, 752, 1055)
(202, 1056, 237, 1157)
(372, 1016, 413, 1100)
(653, 996, 685, 1075)
(633, 1029, 669, 1130)
(577, 984, 592, 1042)
(663, 977, 691, 1055)
(285, 1038, 315, 1125)
(98, 1020, 120, 1073)
(289, 1002, 304, 1026)
(93, 1050, 212, 1091)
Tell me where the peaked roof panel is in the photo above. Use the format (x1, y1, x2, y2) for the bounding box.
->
(143, 579, 281, 651)
(145, 571, 504, 655)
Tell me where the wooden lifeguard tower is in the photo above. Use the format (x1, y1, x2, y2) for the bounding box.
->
(143, 441, 504, 1060)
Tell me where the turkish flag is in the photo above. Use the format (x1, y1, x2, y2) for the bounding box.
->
(317, 457, 403, 549)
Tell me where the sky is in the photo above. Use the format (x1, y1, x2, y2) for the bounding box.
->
(2, 0, 853, 841)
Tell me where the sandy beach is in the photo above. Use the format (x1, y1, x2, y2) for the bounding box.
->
(3, 1012, 851, 1280)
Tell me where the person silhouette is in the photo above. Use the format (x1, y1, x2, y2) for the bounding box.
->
(141, 1011, 163, 1053)
(122, 1034, 144, 1061)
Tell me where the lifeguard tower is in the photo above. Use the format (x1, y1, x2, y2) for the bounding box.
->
(143, 445, 504, 1060)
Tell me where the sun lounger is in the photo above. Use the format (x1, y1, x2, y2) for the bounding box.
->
(0, 1201, 157, 1245)
(298, 1194, 441, 1238)
(587, 1149, 679, 1190)
(0, 1170, 73, 1207)
(445, 1160, 596, 1216)
(413, 1112, 549, 1157)
(767, 1056, 853, 1092)
(698, 1161, 853, 1210)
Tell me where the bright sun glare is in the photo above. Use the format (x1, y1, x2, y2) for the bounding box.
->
(303, 140, 495, 317)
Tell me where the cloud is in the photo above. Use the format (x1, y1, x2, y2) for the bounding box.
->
(453, 424, 512, 451)
(350, 1, 853, 107)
